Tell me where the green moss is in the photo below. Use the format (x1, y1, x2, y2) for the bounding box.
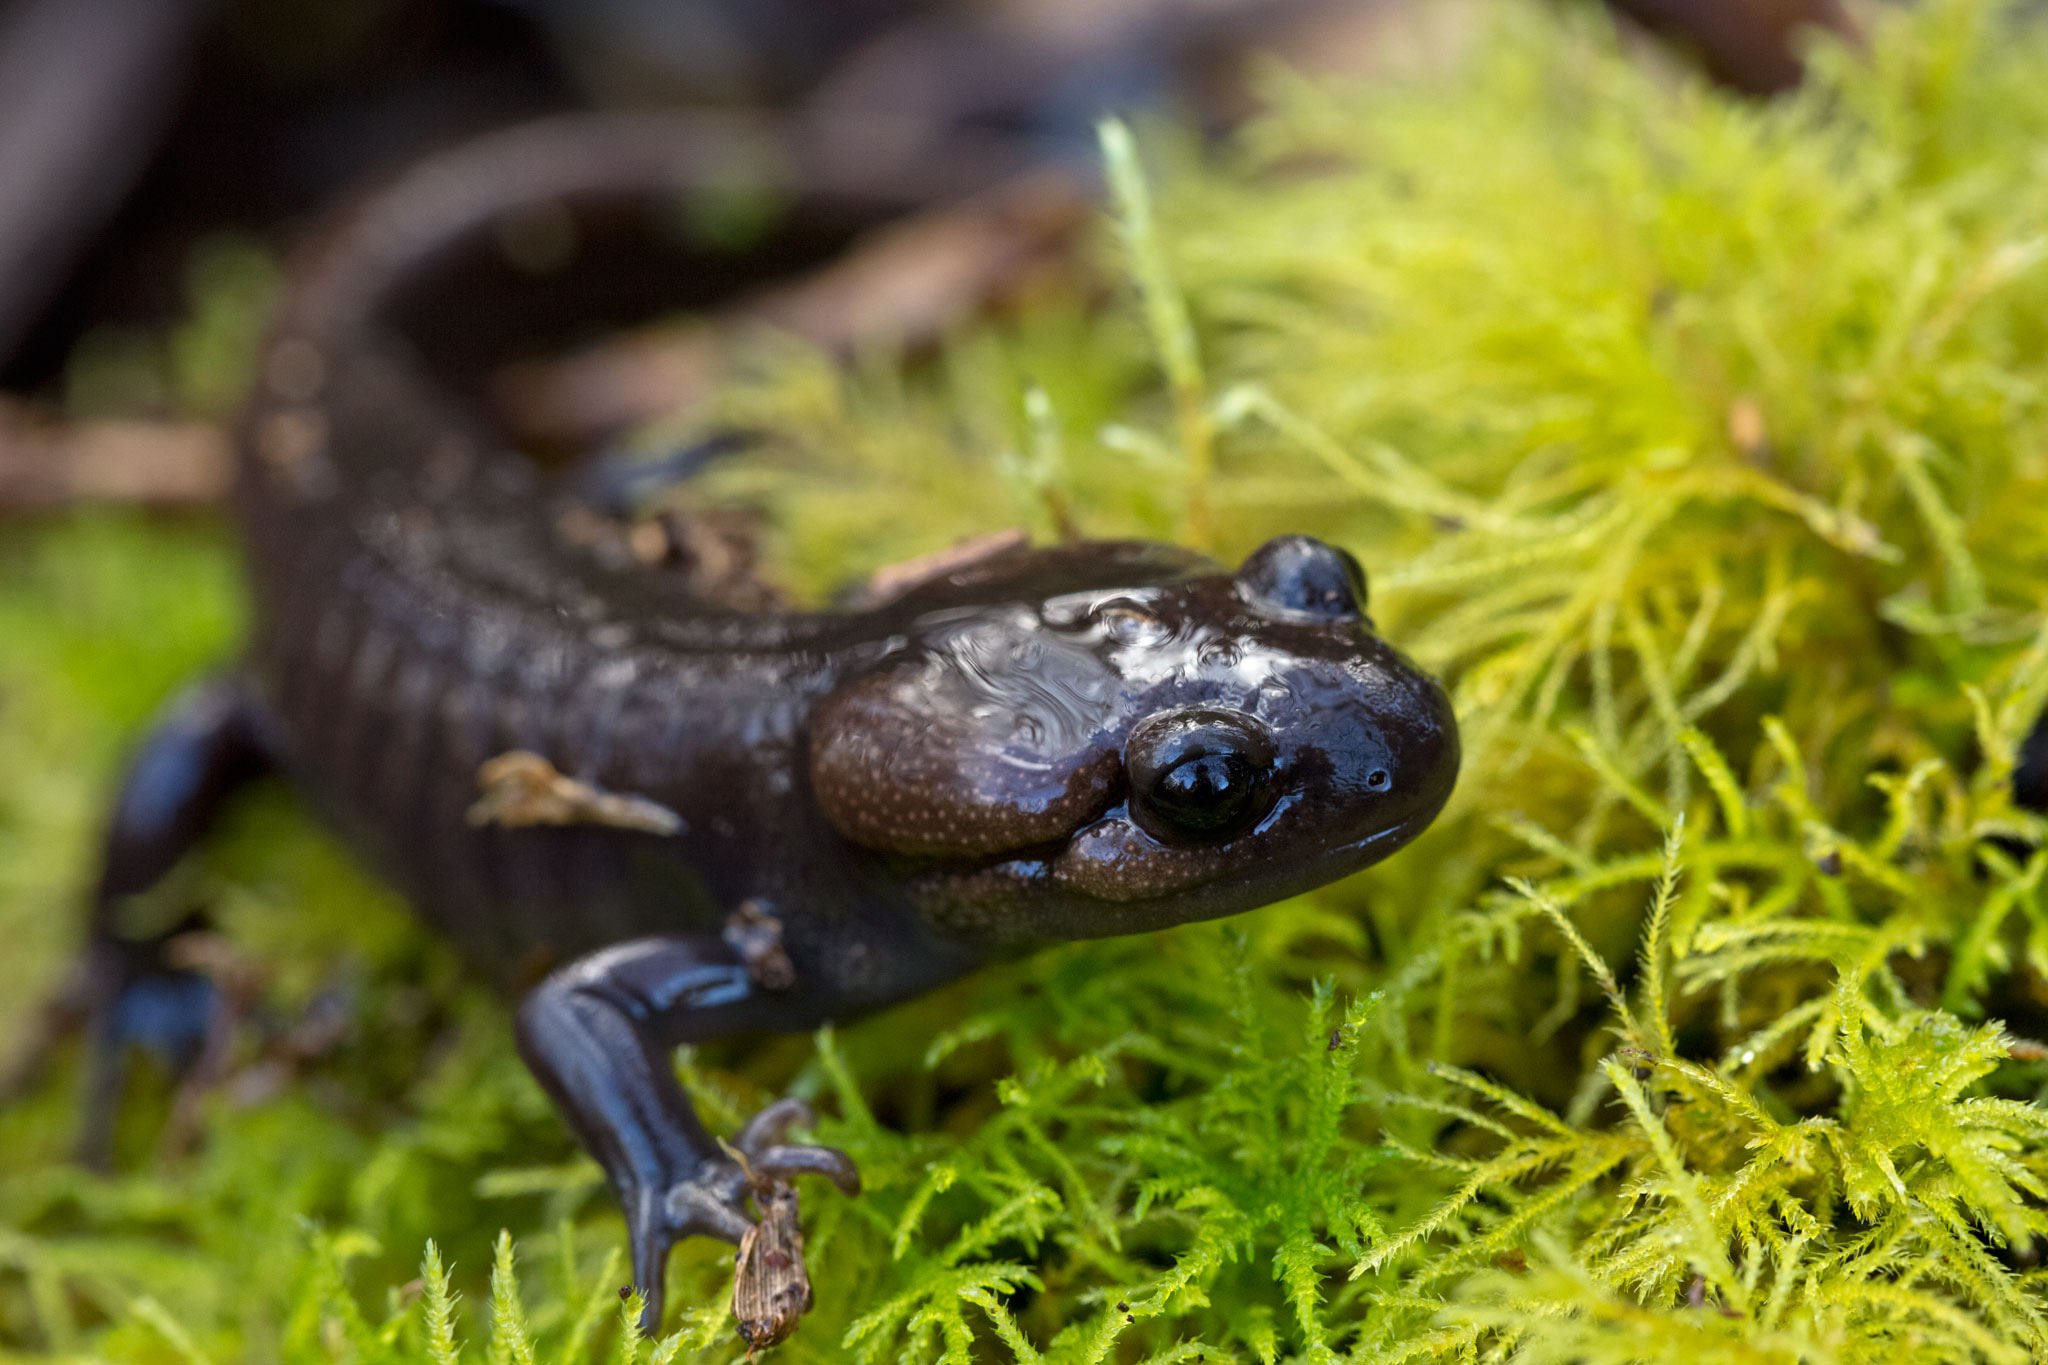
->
(6, 1, 2048, 1359)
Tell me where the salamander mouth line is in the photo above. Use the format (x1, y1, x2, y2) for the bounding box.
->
(929, 788, 1437, 891)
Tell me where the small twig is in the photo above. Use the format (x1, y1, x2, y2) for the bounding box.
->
(0, 397, 230, 509)
(495, 169, 1090, 448)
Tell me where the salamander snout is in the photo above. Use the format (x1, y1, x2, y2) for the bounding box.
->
(1360, 659, 1460, 845)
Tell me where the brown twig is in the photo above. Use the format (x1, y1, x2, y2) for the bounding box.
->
(0, 396, 229, 509)
(495, 168, 1093, 449)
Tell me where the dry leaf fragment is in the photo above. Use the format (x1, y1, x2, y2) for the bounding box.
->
(732, 1178, 812, 1352)
(724, 900, 797, 992)
(467, 750, 683, 835)
(851, 527, 1031, 608)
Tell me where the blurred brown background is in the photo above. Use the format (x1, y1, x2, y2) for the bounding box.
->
(0, 0, 1857, 505)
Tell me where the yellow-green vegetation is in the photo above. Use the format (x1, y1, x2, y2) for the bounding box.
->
(6, 1, 2048, 1360)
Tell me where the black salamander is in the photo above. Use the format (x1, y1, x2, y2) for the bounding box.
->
(62, 115, 1461, 1330)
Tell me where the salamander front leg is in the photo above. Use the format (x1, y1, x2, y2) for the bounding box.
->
(513, 935, 858, 1331)
(1, 674, 272, 1165)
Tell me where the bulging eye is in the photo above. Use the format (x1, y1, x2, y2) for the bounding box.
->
(1126, 706, 1276, 844)
(1147, 751, 1260, 836)
(1236, 535, 1368, 622)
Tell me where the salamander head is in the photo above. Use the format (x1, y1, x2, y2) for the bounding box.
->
(808, 535, 1459, 946)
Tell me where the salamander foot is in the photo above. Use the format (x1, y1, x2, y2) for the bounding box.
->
(76, 936, 224, 1169)
(625, 1097, 858, 1333)
(513, 936, 859, 1334)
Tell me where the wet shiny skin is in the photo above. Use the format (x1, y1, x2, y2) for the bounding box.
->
(811, 542, 1461, 945)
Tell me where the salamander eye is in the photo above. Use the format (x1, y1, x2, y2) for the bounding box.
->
(1127, 706, 1276, 844)
(1146, 751, 1260, 837)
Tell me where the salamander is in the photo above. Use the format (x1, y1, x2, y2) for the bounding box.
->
(57, 114, 1460, 1331)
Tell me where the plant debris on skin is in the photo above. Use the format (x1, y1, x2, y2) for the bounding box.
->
(466, 750, 684, 835)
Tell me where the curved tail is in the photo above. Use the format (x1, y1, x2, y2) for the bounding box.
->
(272, 110, 1035, 350)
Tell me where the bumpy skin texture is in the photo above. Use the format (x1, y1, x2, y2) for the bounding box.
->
(75, 117, 1462, 1330)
